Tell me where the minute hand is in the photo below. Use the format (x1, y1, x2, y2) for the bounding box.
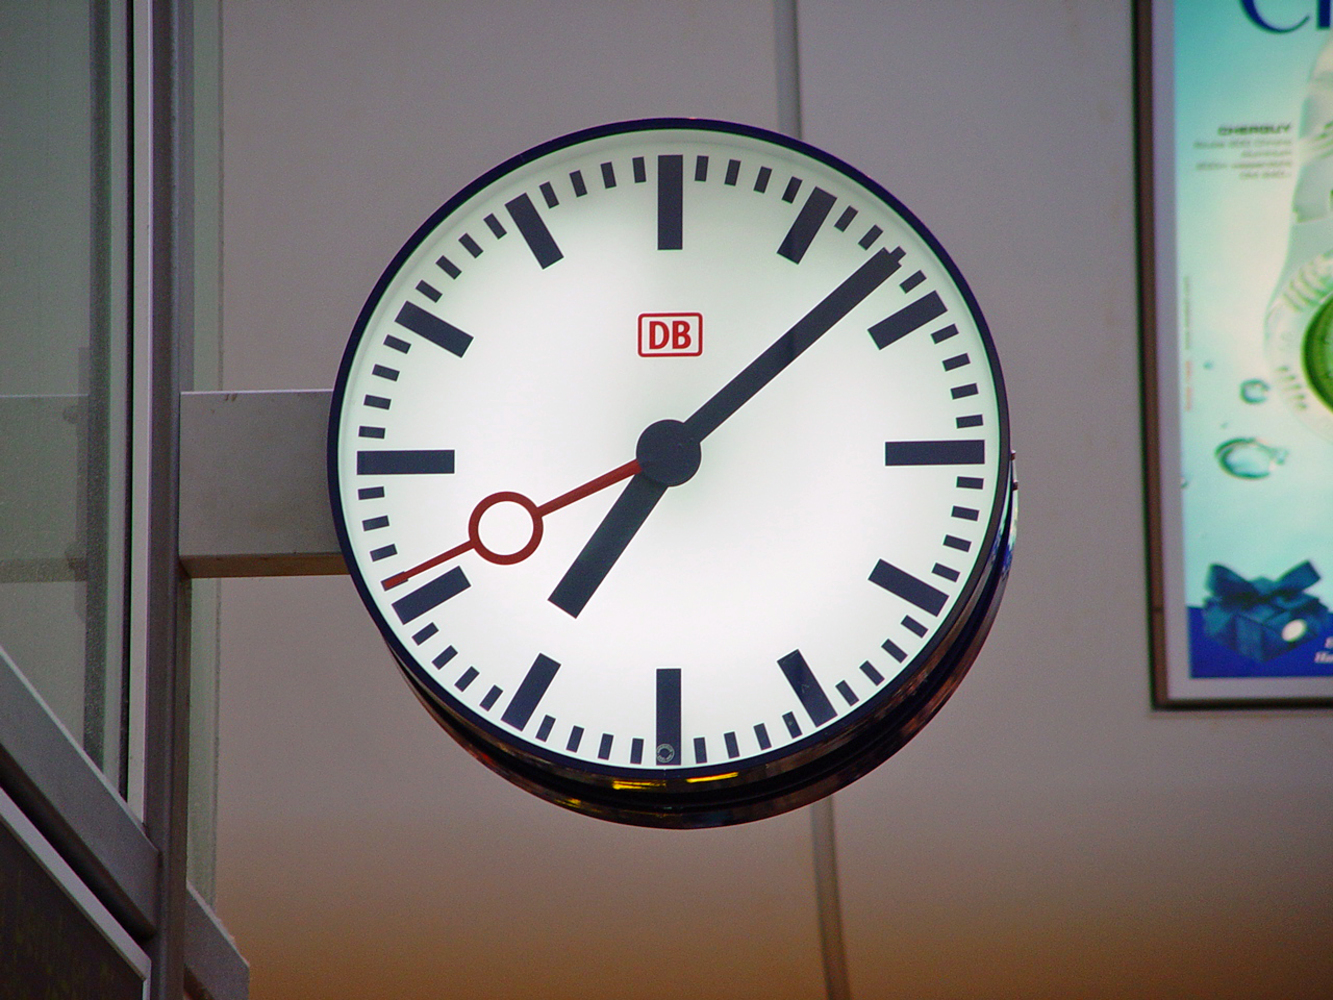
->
(683, 245, 903, 440)
(546, 247, 902, 619)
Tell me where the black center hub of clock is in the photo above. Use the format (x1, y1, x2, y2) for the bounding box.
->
(635, 419, 701, 487)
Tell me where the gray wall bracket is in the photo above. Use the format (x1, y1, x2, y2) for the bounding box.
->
(180, 390, 343, 577)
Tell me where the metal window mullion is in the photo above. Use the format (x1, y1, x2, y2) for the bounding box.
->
(0, 651, 158, 937)
(140, 0, 193, 996)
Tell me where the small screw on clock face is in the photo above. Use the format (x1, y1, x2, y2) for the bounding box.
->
(329, 119, 1014, 827)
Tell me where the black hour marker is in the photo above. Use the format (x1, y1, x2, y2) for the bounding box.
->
(435, 255, 460, 279)
(902, 616, 927, 637)
(369, 544, 396, 562)
(834, 205, 857, 231)
(359, 426, 385, 439)
(881, 639, 906, 663)
(777, 650, 836, 726)
(539, 181, 558, 207)
(755, 166, 772, 192)
(952, 506, 980, 521)
(501, 653, 560, 732)
(506, 192, 564, 269)
(870, 559, 947, 616)
(372, 365, 398, 381)
(944, 534, 972, 551)
(933, 563, 960, 582)
(754, 723, 772, 750)
(657, 154, 683, 250)
(536, 715, 555, 742)
(943, 352, 970, 371)
(416, 280, 441, 302)
(598, 734, 613, 760)
(724, 159, 740, 185)
(358, 487, 384, 500)
(601, 161, 616, 188)
(566, 726, 584, 753)
(858, 224, 883, 249)
(570, 169, 587, 196)
(363, 394, 390, 410)
(392, 566, 469, 624)
(484, 213, 506, 237)
(433, 646, 457, 668)
(884, 440, 985, 466)
(951, 383, 979, 399)
(693, 737, 707, 763)
(396, 302, 473, 357)
(362, 515, 389, 531)
(862, 661, 887, 683)
(777, 186, 836, 264)
(836, 681, 859, 706)
(900, 270, 925, 292)
(456, 666, 478, 691)
(868, 290, 946, 349)
(724, 731, 739, 758)
(480, 685, 502, 711)
(783, 712, 802, 737)
(957, 416, 984, 431)
(656, 667, 681, 765)
(932, 324, 960, 343)
(694, 155, 708, 182)
(460, 233, 482, 258)
(633, 156, 646, 183)
(357, 450, 454, 475)
(384, 334, 410, 353)
(630, 737, 644, 764)
(781, 176, 802, 202)
(958, 476, 983, 489)
(412, 622, 437, 645)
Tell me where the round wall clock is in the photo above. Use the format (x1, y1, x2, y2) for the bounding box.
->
(328, 119, 1014, 827)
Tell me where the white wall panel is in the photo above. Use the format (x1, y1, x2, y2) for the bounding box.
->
(217, 4, 827, 998)
(218, 578, 822, 998)
(799, 2, 1333, 997)
(216, 2, 1333, 997)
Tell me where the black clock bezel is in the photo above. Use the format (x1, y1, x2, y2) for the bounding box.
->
(328, 117, 1014, 827)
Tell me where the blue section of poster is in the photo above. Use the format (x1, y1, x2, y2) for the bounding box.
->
(1188, 608, 1333, 678)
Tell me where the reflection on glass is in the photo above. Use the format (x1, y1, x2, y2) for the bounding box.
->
(0, 1, 129, 790)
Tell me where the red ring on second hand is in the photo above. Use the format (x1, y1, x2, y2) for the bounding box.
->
(467, 491, 544, 565)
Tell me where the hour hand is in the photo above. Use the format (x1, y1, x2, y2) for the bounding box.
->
(548, 420, 700, 617)
(548, 474, 666, 617)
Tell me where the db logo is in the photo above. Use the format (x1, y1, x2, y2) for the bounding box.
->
(638, 313, 703, 357)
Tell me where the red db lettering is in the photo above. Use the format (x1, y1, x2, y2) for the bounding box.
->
(638, 313, 703, 357)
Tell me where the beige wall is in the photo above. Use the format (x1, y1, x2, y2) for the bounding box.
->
(216, 2, 1333, 997)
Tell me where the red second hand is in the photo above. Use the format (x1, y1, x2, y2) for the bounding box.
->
(381, 458, 641, 590)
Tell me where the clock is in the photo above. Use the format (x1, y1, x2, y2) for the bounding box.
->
(328, 119, 1014, 827)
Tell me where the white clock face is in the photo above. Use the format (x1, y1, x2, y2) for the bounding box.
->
(329, 120, 1013, 825)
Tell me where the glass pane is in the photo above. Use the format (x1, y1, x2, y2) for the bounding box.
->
(0, 0, 130, 790)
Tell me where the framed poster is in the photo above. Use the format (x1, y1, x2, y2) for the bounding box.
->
(1139, 0, 1333, 706)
